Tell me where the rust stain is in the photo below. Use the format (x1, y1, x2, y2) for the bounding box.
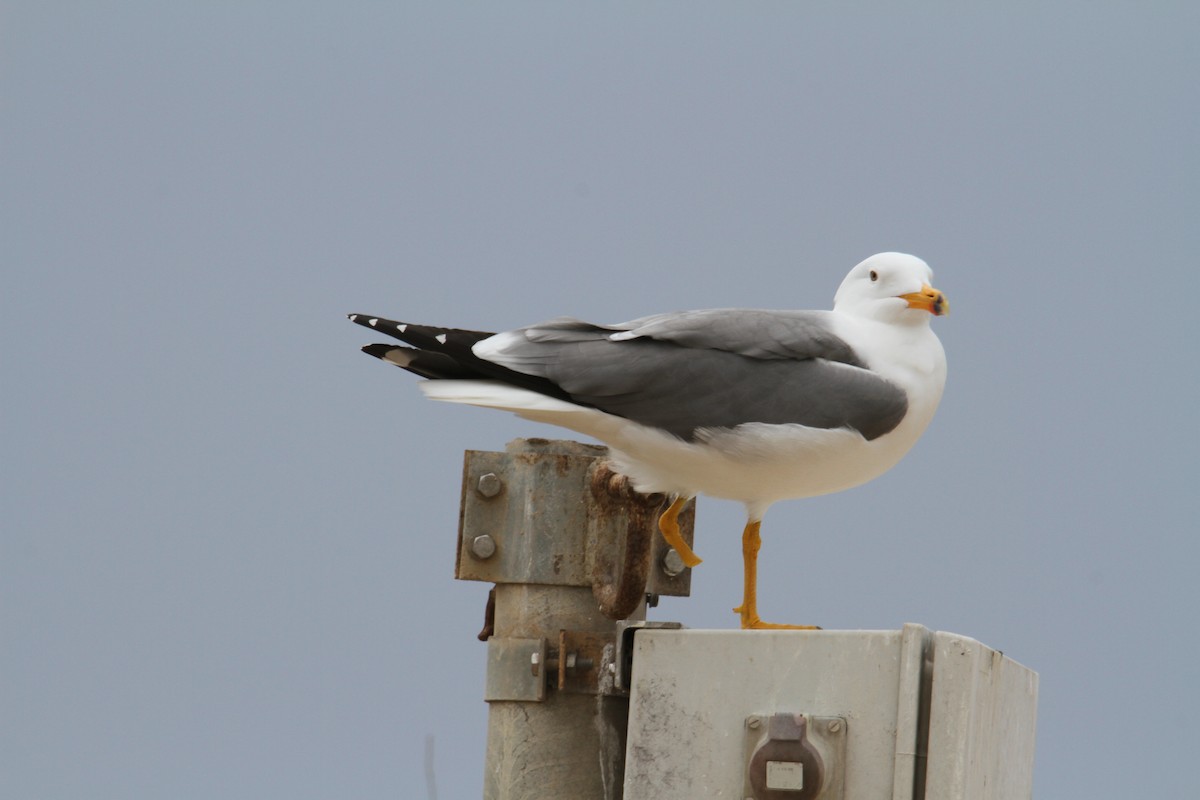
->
(589, 462, 657, 620)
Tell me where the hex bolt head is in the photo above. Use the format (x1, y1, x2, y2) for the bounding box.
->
(477, 472, 502, 498)
(661, 548, 686, 577)
(471, 534, 497, 559)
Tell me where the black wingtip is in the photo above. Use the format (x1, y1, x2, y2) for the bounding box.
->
(348, 313, 415, 340)
(361, 343, 394, 359)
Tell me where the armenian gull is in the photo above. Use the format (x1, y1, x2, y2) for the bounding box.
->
(349, 252, 948, 628)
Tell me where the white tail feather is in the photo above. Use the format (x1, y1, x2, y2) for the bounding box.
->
(419, 380, 579, 413)
(418, 380, 636, 445)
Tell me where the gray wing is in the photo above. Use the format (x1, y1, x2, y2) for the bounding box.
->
(481, 311, 907, 442)
(603, 309, 865, 365)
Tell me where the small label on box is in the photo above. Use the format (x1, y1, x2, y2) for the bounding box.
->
(766, 760, 804, 790)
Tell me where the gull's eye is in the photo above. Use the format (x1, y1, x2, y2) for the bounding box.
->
(869, 270, 879, 282)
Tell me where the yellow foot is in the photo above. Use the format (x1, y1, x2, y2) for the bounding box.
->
(733, 606, 822, 630)
(658, 496, 702, 567)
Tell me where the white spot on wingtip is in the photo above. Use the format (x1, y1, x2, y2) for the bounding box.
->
(397, 323, 407, 332)
(368, 318, 378, 327)
(435, 333, 448, 344)
(349, 314, 358, 322)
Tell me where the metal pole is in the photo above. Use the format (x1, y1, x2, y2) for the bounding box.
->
(455, 439, 695, 800)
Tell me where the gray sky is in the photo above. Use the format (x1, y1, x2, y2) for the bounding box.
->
(3, 3, 1197, 797)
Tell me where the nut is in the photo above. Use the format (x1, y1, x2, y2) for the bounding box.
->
(477, 472, 502, 498)
(661, 548, 686, 577)
(471, 534, 497, 559)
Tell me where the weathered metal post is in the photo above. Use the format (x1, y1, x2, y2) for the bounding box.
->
(456, 438, 695, 800)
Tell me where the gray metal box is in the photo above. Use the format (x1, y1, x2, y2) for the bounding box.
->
(622, 624, 1037, 800)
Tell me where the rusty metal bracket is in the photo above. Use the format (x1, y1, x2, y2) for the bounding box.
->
(587, 464, 660, 620)
(457, 439, 694, 611)
(484, 628, 608, 699)
(462, 441, 696, 698)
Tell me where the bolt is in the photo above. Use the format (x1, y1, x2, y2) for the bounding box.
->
(563, 653, 594, 672)
(746, 715, 763, 730)
(828, 719, 842, 733)
(530, 652, 540, 677)
(477, 472, 502, 498)
(661, 548, 686, 577)
(471, 534, 497, 559)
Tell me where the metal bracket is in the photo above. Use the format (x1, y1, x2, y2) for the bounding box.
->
(456, 441, 694, 616)
(486, 629, 619, 700)
(484, 637, 547, 702)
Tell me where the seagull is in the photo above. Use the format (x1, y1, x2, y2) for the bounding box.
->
(349, 252, 948, 629)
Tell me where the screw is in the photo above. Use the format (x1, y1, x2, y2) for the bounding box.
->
(471, 534, 497, 559)
(828, 719, 842, 733)
(746, 715, 763, 730)
(477, 472, 502, 498)
(661, 548, 686, 577)
(530, 652, 540, 677)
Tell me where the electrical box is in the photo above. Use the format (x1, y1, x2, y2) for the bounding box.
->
(622, 624, 1037, 800)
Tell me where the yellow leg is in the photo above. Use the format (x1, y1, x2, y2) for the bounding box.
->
(733, 519, 820, 630)
(657, 496, 702, 567)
